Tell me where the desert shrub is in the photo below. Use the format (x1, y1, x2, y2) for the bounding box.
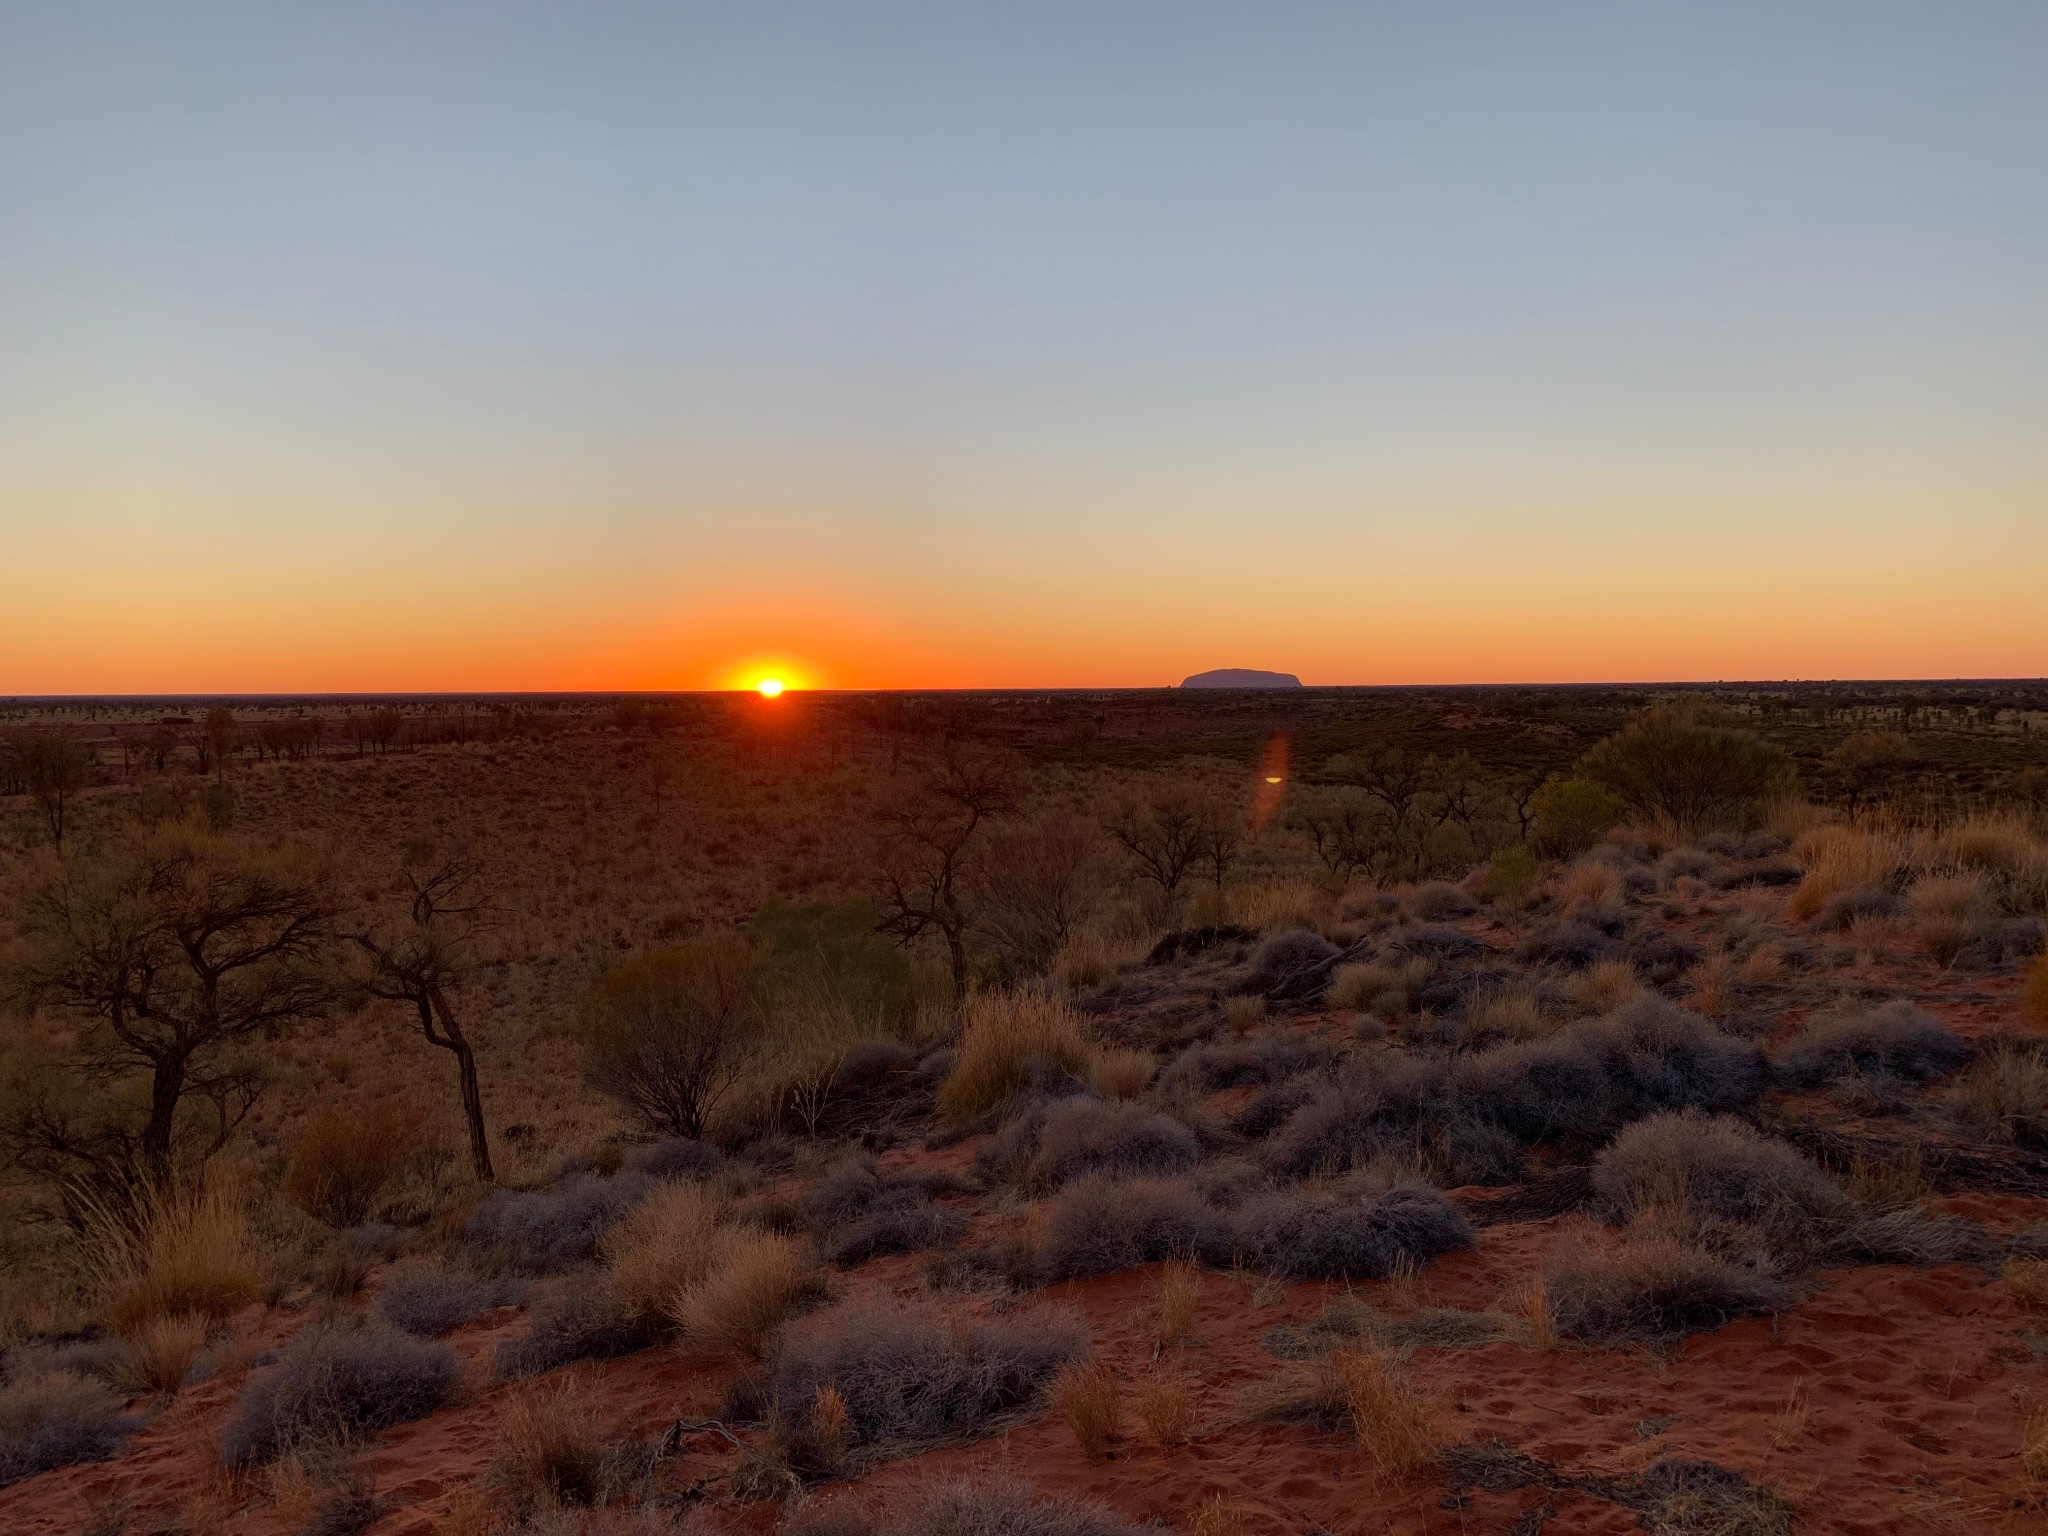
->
(749, 897, 914, 1029)
(83, 1180, 263, 1337)
(1235, 1185, 1474, 1280)
(981, 1096, 1199, 1191)
(219, 1323, 457, 1466)
(1389, 924, 1487, 962)
(1482, 844, 1540, 904)
(1405, 881, 1475, 920)
(378, 1263, 509, 1337)
(1775, 1001, 1969, 1090)
(0, 1370, 138, 1486)
(1589, 1114, 1846, 1254)
(1516, 919, 1625, 969)
(938, 991, 1099, 1120)
(578, 934, 763, 1139)
(1908, 873, 2003, 967)
(1261, 1056, 1522, 1187)
(1949, 1034, 2048, 1150)
(487, 1377, 636, 1517)
(670, 1229, 817, 1356)
(826, 1202, 967, 1267)
(1544, 1222, 1789, 1340)
(1787, 825, 1911, 922)
(1035, 1174, 1234, 1281)
(601, 1178, 726, 1321)
(282, 1097, 425, 1229)
(495, 1278, 662, 1380)
(1090, 1047, 1155, 1099)
(968, 818, 1108, 981)
(1466, 997, 1765, 1146)
(1456, 983, 1550, 1047)
(1577, 704, 1795, 836)
(1809, 884, 1900, 932)
(1243, 928, 1340, 1000)
(1529, 777, 1627, 857)
(625, 1137, 726, 1181)
(769, 1294, 1087, 1447)
(464, 1171, 653, 1277)
(1160, 1034, 1332, 1096)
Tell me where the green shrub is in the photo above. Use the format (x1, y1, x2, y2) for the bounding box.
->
(1481, 844, 1540, 903)
(1528, 778, 1626, 857)
(1577, 703, 1795, 836)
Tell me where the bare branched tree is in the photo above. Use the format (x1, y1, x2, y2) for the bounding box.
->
(969, 816, 1104, 979)
(351, 859, 496, 1182)
(13, 823, 340, 1190)
(873, 741, 1021, 999)
(1107, 788, 1208, 906)
(20, 733, 94, 846)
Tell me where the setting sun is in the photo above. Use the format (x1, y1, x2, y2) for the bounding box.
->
(756, 678, 785, 698)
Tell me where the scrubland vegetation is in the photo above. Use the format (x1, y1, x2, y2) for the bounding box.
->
(2, 682, 2047, 1531)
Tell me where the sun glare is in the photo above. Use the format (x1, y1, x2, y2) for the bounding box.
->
(756, 677, 785, 698)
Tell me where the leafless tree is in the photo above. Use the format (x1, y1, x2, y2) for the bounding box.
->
(13, 824, 340, 1190)
(202, 706, 238, 780)
(873, 741, 1020, 999)
(20, 732, 94, 846)
(1107, 787, 1208, 906)
(579, 935, 762, 1139)
(350, 859, 496, 1182)
(969, 816, 1104, 978)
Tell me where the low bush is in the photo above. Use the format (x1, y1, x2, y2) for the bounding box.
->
(625, 1137, 726, 1181)
(1243, 929, 1341, 1001)
(282, 1097, 425, 1229)
(495, 1278, 661, 1380)
(378, 1263, 510, 1337)
(1577, 703, 1795, 837)
(1775, 1002, 1970, 1090)
(1260, 1056, 1524, 1187)
(1035, 1174, 1234, 1281)
(980, 1096, 1199, 1191)
(464, 1171, 654, 1277)
(578, 934, 763, 1139)
(1544, 1221, 1789, 1341)
(219, 1323, 458, 1466)
(769, 1294, 1088, 1447)
(1235, 1185, 1475, 1281)
(1516, 919, 1625, 969)
(1529, 777, 1627, 857)
(1160, 1034, 1333, 1096)
(938, 991, 1100, 1120)
(1406, 880, 1476, 920)
(825, 1203, 967, 1267)
(1589, 1113, 1847, 1254)
(0, 1370, 138, 1486)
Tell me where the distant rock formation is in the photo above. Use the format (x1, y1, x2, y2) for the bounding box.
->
(1179, 668, 1303, 689)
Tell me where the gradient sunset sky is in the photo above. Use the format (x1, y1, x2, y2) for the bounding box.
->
(4, 3, 2045, 693)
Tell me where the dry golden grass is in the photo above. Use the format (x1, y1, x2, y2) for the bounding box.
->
(1467, 982, 1549, 1041)
(1236, 1357, 1349, 1428)
(937, 990, 1099, 1119)
(1568, 960, 1641, 1015)
(1332, 1348, 1436, 1480)
(1516, 1275, 1555, 1351)
(489, 1376, 617, 1514)
(668, 1228, 812, 1357)
(1907, 873, 1999, 968)
(281, 1096, 425, 1229)
(1153, 1259, 1202, 1348)
(2026, 1412, 2048, 1482)
(1770, 1380, 1812, 1451)
(83, 1181, 262, 1337)
(1224, 995, 1267, 1035)
(2004, 1259, 2048, 1309)
(1137, 1372, 1197, 1446)
(1091, 1046, 1156, 1100)
(1049, 1360, 1122, 1462)
(601, 1178, 725, 1321)
(1190, 1494, 1247, 1536)
(1685, 958, 1732, 1018)
(121, 1311, 210, 1396)
(1789, 824, 1910, 921)
(1558, 858, 1622, 908)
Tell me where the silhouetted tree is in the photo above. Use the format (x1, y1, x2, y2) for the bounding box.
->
(13, 823, 339, 1189)
(20, 732, 94, 846)
(350, 859, 496, 1182)
(874, 741, 1020, 999)
(202, 707, 237, 780)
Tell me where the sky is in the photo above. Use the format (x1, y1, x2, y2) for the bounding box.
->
(3, 2, 2045, 693)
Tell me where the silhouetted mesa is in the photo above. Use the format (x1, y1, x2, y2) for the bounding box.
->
(1179, 668, 1303, 689)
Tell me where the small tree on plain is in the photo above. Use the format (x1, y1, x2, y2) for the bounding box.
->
(1107, 788, 1208, 908)
(578, 934, 762, 1139)
(873, 741, 1020, 1000)
(969, 817, 1104, 979)
(202, 707, 237, 780)
(1578, 703, 1795, 837)
(351, 859, 496, 1182)
(20, 733, 94, 846)
(13, 822, 340, 1190)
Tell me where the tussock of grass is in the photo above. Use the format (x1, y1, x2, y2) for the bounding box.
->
(81, 1181, 262, 1338)
(670, 1227, 816, 1357)
(937, 991, 1100, 1120)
